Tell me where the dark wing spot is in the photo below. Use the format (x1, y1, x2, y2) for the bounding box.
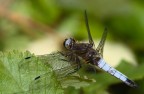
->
(35, 76, 40, 80)
(25, 57, 31, 59)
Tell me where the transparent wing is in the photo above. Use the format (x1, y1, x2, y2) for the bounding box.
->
(15, 55, 54, 94)
(27, 62, 82, 93)
(96, 27, 108, 57)
(14, 52, 80, 94)
(84, 10, 94, 46)
(27, 51, 95, 92)
(14, 52, 95, 93)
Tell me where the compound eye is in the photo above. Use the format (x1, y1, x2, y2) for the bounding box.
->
(64, 38, 75, 49)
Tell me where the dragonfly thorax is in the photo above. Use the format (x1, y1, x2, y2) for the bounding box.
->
(64, 38, 75, 50)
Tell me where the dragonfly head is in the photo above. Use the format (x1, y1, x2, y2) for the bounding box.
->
(64, 38, 75, 50)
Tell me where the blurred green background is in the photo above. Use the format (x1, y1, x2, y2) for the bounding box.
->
(0, 0, 144, 94)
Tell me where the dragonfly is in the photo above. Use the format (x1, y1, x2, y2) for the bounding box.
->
(18, 11, 137, 93)
(62, 10, 138, 88)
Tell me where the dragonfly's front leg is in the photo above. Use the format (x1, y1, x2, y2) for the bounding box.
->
(59, 51, 81, 72)
(71, 53, 81, 72)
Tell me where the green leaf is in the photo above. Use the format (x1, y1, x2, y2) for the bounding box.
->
(0, 50, 63, 94)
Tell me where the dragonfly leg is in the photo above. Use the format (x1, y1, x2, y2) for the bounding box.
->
(86, 64, 97, 73)
(59, 51, 81, 72)
(59, 51, 73, 57)
(74, 55, 81, 71)
(66, 54, 81, 72)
